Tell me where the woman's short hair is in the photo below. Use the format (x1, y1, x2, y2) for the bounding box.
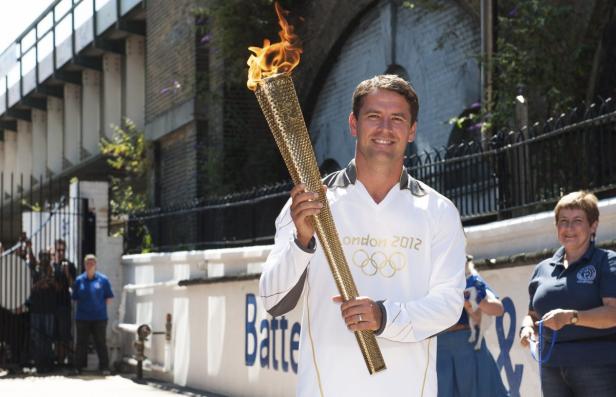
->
(554, 191, 599, 225)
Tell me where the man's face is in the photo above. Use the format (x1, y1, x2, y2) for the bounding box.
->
(349, 89, 416, 166)
(85, 259, 97, 273)
(55, 244, 66, 261)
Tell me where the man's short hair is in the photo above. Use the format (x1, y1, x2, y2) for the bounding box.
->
(39, 250, 51, 263)
(55, 239, 66, 248)
(352, 74, 419, 124)
(84, 254, 97, 263)
(554, 191, 599, 225)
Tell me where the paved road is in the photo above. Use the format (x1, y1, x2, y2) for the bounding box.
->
(0, 372, 227, 397)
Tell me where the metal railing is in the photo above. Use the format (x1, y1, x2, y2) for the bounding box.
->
(0, 174, 90, 370)
(124, 182, 293, 253)
(412, 97, 616, 222)
(124, 98, 616, 253)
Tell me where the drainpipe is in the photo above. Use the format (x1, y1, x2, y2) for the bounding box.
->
(481, 0, 494, 118)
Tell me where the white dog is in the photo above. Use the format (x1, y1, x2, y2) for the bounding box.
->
(465, 282, 494, 350)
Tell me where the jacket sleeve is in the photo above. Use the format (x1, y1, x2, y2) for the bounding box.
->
(379, 200, 466, 342)
(259, 199, 315, 316)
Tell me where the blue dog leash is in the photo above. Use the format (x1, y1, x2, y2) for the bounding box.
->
(532, 321, 558, 396)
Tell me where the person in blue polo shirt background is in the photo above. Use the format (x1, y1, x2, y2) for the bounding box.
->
(72, 254, 114, 375)
(520, 191, 616, 396)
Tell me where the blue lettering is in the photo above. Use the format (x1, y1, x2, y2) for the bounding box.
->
(245, 294, 257, 366)
(244, 294, 301, 374)
(496, 297, 523, 397)
(280, 316, 289, 372)
(259, 319, 270, 368)
(259, 320, 269, 368)
(271, 317, 279, 370)
(290, 322, 301, 374)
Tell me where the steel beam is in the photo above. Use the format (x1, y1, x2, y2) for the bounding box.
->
(21, 97, 47, 111)
(72, 55, 103, 71)
(53, 70, 82, 86)
(4, 109, 31, 122)
(35, 85, 64, 98)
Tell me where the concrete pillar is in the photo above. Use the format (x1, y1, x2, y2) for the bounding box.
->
(32, 108, 48, 180)
(0, 140, 4, 175)
(47, 96, 64, 176)
(71, 180, 123, 362)
(82, 69, 101, 158)
(102, 52, 122, 138)
(3, 130, 17, 177)
(124, 35, 145, 130)
(16, 120, 33, 190)
(64, 83, 81, 168)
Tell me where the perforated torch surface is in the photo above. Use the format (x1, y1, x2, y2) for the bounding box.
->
(254, 73, 386, 374)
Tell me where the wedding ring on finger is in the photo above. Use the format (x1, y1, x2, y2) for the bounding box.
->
(358, 314, 363, 323)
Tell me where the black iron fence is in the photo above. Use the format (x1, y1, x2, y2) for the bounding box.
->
(125, 98, 616, 253)
(124, 182, 292, 253)
(413, 97, 616, 223)
(0, 175, 89, 370)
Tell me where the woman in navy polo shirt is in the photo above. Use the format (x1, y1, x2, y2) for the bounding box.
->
(520, 191, 616, 396)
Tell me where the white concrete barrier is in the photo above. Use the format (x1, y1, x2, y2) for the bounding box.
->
(466, 196, 616, 260)
(121, 253, 541, 397)
(120, 196, 616, 396)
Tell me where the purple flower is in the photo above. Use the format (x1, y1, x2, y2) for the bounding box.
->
(508, 7, 518, 17)
(160, 80, 182, 95)
(470, 122, 483, 131)
(200, 34, 211, 45)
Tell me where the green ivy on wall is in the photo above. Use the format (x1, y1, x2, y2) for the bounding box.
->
(100, 118, 152, 251)
(488, 0, 600, 133)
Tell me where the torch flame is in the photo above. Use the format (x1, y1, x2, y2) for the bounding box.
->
(247, 2, 302, 91)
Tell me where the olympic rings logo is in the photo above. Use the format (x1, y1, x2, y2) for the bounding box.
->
(351, 249, 407, 278)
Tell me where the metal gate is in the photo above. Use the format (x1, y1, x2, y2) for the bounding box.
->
(0, 175, 92, 371)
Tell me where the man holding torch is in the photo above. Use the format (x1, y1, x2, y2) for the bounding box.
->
(260, 74, 466, 396)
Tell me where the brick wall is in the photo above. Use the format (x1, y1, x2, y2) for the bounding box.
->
(309, 0, 481, 167)
(197, 5, 287, 195)
(397, 1, 481, 149)
(146, 0, 479, 201)
(294, 0, 378, 108)
(294, 0, 478, 109)
(145, 0, 196, 123)
(158, 122, 198, 206)
(222, 87, 287, 192)
(156, 122, 199, 248)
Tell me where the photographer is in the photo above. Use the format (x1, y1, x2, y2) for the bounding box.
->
(51, 239, 77, 367)
(27, 245, 58, 373)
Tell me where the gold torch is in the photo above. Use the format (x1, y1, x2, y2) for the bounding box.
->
(247, 3, 386, 374)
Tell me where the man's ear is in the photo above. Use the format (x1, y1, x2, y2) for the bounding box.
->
(408, 122, 417, 143)
(349, 112, 358, 137)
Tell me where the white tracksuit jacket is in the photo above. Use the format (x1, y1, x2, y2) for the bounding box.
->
(260, 161, 466, 397)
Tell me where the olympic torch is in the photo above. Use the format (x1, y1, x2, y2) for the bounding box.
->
(247, 3, 386, 374)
